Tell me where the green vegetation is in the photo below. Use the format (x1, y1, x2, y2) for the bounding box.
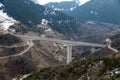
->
(99, 57, 120, 77)
(10, 23, 44, 34)
(21, 58, 93, 80)
(1, 0, 80, 34)
(23, 61, 87, 80)
(23, 56, 120, 80)
(0, 34, 21, 46)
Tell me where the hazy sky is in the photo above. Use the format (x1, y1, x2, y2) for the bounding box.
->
(36, 0, 90, 5)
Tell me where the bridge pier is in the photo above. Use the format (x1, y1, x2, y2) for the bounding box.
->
(91, 47, 95, 54)
(66, 44, 72, 64)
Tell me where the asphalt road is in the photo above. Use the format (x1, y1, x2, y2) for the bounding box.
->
(15, 34, 106, 48)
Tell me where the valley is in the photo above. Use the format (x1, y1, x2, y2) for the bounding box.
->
(0, 0, 120, 80)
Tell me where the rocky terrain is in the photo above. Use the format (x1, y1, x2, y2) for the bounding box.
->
(0, 29, 67, 80)
(20, 33, 120, 80)
(22, 57, 120, 80)
(0, 0, 120, 80)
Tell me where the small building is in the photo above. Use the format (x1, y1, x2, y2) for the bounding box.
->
(41, 19, 48, 25)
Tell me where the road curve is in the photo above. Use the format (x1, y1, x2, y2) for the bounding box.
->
(0, 40, 33, 59)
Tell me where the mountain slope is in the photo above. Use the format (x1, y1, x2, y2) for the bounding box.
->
(0, 0, 80, 34)
(45, 0, 120, 25)
(23, 57, 120, 80)
(71, 0, 120, 24)
(0, 33, 66, 80)
(21, 34, 120, 80)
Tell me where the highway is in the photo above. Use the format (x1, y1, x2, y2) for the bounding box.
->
(1, 34, 117, 63)
(14, 34, 107, 64)
(14, 34, 106, 48)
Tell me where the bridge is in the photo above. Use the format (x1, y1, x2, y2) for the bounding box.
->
(14, 34, 118, 64)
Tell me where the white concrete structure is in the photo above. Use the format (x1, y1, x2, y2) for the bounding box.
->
(105, 38, 118, 53)
(15, 34, 116, 64)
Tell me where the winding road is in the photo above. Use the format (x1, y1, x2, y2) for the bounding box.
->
(0, 40, 33, 59)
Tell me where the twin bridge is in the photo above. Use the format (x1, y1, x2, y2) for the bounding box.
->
(15, 35, 118, 64)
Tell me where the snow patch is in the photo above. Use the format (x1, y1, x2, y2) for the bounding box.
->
(91, 11, 98, 15)
(91, 11, 94, 13)
(86, 21, 96, 25)
(0, 21, 14, 31)
(54, 8, 64, 11)
(79, 0, 90, 6)
(0, 9, 16, 32)
(70, 7, 77, 11)
(44, 8, 57, 15)
(0, 3, 4, 7)
(51, 5, 54, 8)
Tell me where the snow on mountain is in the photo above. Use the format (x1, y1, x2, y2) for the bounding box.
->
(0, 0, 80, 34)
(0, 3, 17, 31)
(44, 0, 90, 14)
(79, 0, 90, 5)
(0, 2, 4, 7)
(44, 1, 79, 14)
(33, 0, 90, 5)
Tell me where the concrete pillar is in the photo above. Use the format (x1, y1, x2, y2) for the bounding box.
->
(91, 47, 95, 54)
(66, 44, 72, 64)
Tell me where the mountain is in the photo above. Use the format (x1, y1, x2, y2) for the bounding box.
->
(17, 33, 120, 80)
(0, 0, 120, 80)
(0, 0, 80, 34)
(71, 0, 120, 24)
(45, 0, 120, 25)
(1, 0, 119, 39)
(45, 0, 80, 14)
